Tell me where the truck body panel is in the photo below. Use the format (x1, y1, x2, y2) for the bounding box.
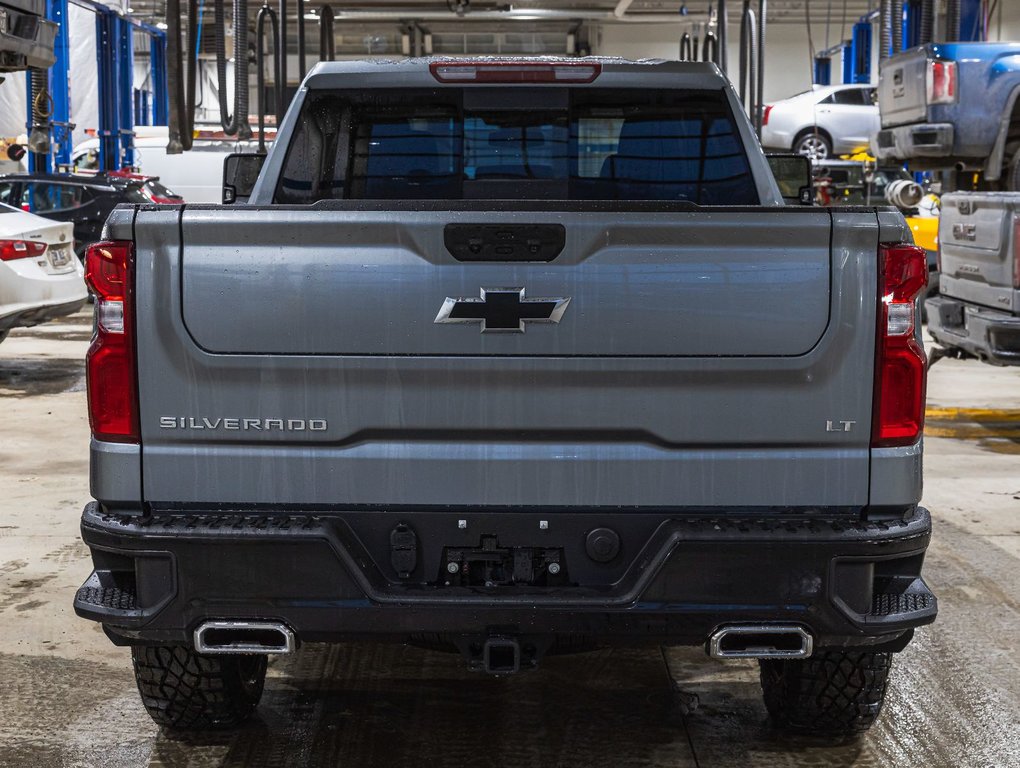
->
(136, 203, 877, 509)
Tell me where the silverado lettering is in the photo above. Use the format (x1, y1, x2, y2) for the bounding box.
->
(158, 416, 328, 431)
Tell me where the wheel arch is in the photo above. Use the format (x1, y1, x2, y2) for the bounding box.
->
(983, 84, 1020, 182)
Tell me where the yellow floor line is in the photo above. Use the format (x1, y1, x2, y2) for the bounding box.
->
(924, 425, 1020, 439)
(924, 407, 1020, 423)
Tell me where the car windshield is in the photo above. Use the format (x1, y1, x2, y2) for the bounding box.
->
(275, 87, 758, 205)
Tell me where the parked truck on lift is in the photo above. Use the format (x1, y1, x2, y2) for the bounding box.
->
(875, 42, 1020, 189)
(74, 58, 937, 738)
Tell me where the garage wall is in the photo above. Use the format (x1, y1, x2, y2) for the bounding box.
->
(597, 21, 835, 103)
(598, 6, 1020, 104)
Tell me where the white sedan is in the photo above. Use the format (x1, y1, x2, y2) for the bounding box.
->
(0, 202, 88, 344)
(761, 84, 880, 160)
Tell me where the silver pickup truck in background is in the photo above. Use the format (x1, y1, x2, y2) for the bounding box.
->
(927, 192, 1020, 365)
(74, 58, 936, 738)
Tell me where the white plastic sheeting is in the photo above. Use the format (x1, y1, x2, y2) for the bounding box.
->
(68, 4, 99, 150)
(0, 72, 27, 139)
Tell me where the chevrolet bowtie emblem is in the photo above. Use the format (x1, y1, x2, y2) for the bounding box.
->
(434, 288, 570, 333)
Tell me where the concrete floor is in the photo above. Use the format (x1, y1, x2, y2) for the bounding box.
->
(1, 310, 1018, 768)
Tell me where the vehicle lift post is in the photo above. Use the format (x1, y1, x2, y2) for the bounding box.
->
(25, 0, 70, 173)
(26, 0, 168, 173)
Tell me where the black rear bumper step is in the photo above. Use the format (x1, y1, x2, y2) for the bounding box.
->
(76, 502, 936, 649)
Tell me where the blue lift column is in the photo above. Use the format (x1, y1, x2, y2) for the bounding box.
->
(149, 30, 168, 125)
(813, 57, 832, 86)
(95, 10, 119, 171)
(26, 0, 70, 173)
(847, 21, 872, 84)
(959, 0, 985, 42)
(49, 0, 71, 169)
(904, 0, 920, 49)
(117, 16, 135, 167)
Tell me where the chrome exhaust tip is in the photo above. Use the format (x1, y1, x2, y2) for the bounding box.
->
(708, 624, 813, 660)
(193, 620, 296, 655)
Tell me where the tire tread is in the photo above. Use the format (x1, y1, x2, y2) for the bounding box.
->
(131, 645, 266, 730)
(759, 650, 892, 737)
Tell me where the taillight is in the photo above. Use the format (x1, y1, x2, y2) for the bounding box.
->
(429, 61, 601, 83)
(85, 240, 139, 443)
(1013, 217, 1020, 290)
(0, 239, 48, 261)
(873, 243, 928, 448)
(762, 105, 773, 125)
(926, 60, 957, 105)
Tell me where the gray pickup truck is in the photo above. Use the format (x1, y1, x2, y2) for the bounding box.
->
(74, 58, 936, 737)
(927, 192, 1020, 364)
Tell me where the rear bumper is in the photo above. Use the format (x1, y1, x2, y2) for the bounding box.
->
(874, 123, 954, 162)
(927, 295, 1020, 365)
(75, 502, 936, 651)
(0, 295, 87, 332)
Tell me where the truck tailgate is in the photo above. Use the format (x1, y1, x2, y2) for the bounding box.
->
(134, 206, 879, 510)
(180, 208, 829, 357)
(878, 48, 929, 128)
(939, 193, 1020, 313)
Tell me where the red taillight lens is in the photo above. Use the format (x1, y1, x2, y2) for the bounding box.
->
(1013, 217, 1020, 290)
(85, 240, 139, 443)
(762, 105, 773, 125)
(926, 60, 957, 105)
(0, 239, 48, 261)
(873, 244, 928, 447)
(429, 61, 601, 83)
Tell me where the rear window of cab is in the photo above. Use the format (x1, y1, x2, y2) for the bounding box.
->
(275, 87, 758, 205)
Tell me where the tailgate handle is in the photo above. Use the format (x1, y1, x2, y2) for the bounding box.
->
(444, 224, 565, 262)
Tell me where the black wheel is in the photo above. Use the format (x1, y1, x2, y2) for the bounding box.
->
(793, 129, 832, 161)
(1005, 145, 1020, 191)
(131, 645, 267, 730)
(759, 650, 893, 738)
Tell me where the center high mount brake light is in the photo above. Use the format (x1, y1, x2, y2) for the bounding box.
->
(429, 61, 601, 83)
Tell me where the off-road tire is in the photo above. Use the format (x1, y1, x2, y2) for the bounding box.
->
(131, 645, 267, 729)
(759, 650, 893, 737)
(1005, 146, 1020, 192)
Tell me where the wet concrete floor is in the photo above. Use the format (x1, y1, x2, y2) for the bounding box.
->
(1, 312, 1018, 767)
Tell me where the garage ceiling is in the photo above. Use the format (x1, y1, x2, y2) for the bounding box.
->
(124, 0, 882, 32)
